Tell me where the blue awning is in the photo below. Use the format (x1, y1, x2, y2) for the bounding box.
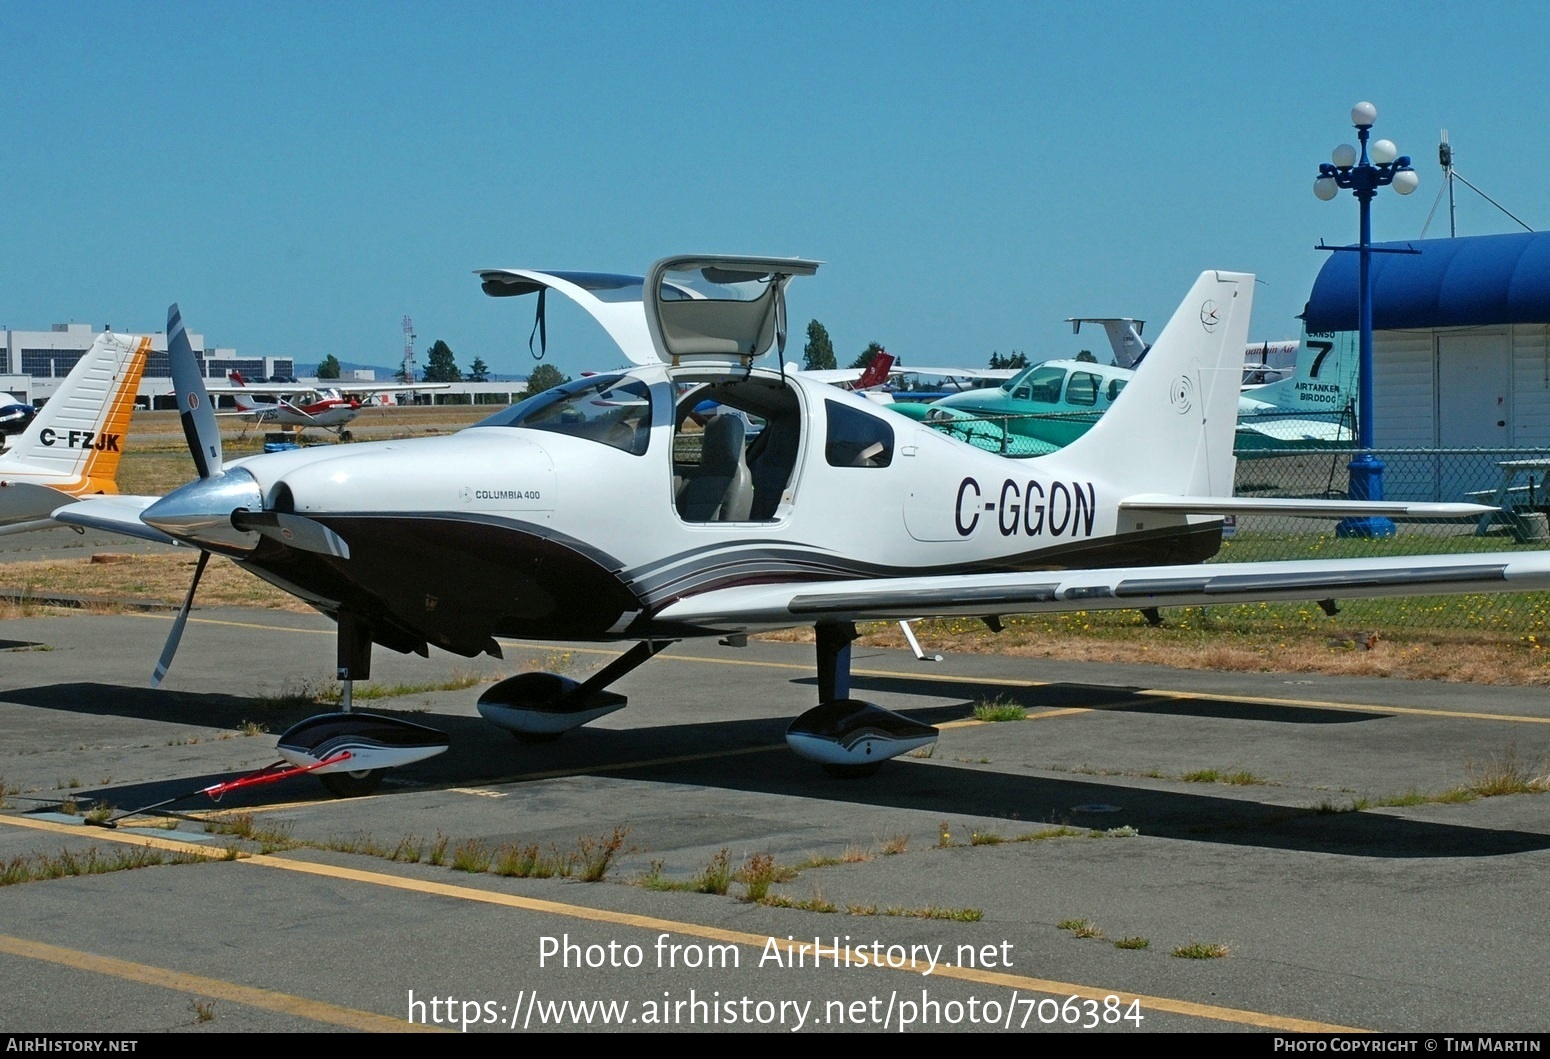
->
(1303, 230, 1550, 332)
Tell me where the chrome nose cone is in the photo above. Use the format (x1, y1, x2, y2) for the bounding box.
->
(142, 468, 264, 556)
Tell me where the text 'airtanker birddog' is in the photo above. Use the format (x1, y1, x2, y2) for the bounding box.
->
(59, 260, 1550, 795)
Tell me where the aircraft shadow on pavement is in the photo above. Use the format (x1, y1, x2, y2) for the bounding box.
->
(11, 681, 1531, 859)
(835, 672, 1384, 725)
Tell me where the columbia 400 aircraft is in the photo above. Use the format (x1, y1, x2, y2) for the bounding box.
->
(58, 261, 1550, 796)
(0, 330, 150, 534)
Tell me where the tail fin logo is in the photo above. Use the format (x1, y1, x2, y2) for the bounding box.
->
(1170, 376, 1196, 415)
(1199, 300, 1220, 333)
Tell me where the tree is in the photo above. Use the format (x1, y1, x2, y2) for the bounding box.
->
(423, 340, 462, 382)
(521, 363, 570, 399)
(1075, 349, 1097, 363)
(316, 354, 341, 380)
(803, 320, 836, 371)
(467, 356, 490, 382)
(849, 341, 886, 370)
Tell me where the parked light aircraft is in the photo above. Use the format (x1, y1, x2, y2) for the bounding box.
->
(57, 262, 1550, 796)
(0, 393, 37, 436)
(208, 372, 450, 441)
(893, 324, 1353, 456)
(0, 331, 150, 534)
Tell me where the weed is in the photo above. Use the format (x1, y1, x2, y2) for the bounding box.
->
(969, 830, 1004, 846)
(237, 720, 266, 737)
(1374, 789, 1429, 807)
(57, 795, 79, 816)
(84, 803, 114, 825)
(1222, 770, 1266, 786)
(427, 834, 449, 867)
(881, 835, 909, 856)
(1058, 918, 1103, 939)
(1465, 742, 1550, 797)
(735, 852, 794, 902)
(883, 906, 983, 922)
(1, 846, 204, 887)
(392, 836, 424, 863)
(637, 859, 694, 891)
(1114, 936, 1150, 950)
(840, 845, 872, 864)
(937, 821, 955, 848)
(907, 743, 936, 759)
(492, 844, 538, 878)
(451, 840, 492, 874)
(972, 696, 1026, 722)
(1016, 826, 1083, 842)
(1180, 769, 1220, 783)
(694, 848, 732, 895)
(761, 891, 837, 913)
(846, 904, 879, 915)
(191, 1000, 215, 1023)
(1098, 825, 1140, 838)
(205, 813, 256, 839)
(576, 826, 631, 882)
(1172, 941, 1230, 959)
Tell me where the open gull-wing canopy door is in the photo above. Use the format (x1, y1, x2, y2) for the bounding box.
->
(476, 269, 659, 366)
(644, 255, 821, 366)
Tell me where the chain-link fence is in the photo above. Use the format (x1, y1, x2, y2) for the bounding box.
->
(1217, 447, 1550, 633)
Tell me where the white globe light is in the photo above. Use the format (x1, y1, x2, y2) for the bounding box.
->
(1391, 169, 1420, 195)
(1371, 139, 1398, 165)
(1351, 101, 1378, 126)
(1314, 176, 1339, 201)
(1332, 143, 1358, 168)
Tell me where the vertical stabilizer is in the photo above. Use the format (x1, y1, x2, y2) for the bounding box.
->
(0, 332, 150, 495)
(1051, 271, 1253, 499)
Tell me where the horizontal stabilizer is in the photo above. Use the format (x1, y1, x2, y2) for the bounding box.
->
(1119, 494, 1497, 519)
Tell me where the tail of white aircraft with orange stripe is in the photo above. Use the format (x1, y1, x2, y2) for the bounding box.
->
(0, 331, 152, 533)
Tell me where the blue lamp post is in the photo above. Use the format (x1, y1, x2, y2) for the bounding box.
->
(1313, 101, 1419, 538)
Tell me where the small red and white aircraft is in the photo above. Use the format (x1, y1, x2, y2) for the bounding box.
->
(209, 372, 450, 441)
(57, 259, 1550, 796)
(0, 330, 151, 534)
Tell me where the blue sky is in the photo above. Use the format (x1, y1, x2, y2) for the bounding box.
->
(3, 1, 1546, 379)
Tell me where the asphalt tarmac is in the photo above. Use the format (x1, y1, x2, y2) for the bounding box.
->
(2, 552, 1549, 1034)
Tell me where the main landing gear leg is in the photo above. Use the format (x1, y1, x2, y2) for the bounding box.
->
(787, 621, 939, 776)
(477, 639, 675, 740)
(274, 610, 450, 798)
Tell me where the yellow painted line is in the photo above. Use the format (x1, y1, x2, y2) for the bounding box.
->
(0, 813, 1360, 1030)
(0, 933, 440, 1032)
(0, 813, 228, 858)
(127, 616, 1550, 725)
(233, 855, 1361, 1032)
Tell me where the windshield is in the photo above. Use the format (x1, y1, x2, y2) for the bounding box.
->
(473, 374, 653, 455)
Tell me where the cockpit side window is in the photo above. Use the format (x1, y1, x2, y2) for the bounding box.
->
(1066, 371, 1100, 407)
(472, 374, 652, 455)
(824, 400, 893, 468)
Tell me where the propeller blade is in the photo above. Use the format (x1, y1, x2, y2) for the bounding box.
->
(153, 551, 209, 688)
(231, 511, 350, 559)
(169, 304, 222, 478)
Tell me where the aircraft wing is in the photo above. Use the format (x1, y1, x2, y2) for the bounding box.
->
(1236, 417, 1351, 444)
(651, 551, 1550, 630)
(204, 383, 316, 396)
(51, 496, 180, 546)
(337, 383, 452, 396)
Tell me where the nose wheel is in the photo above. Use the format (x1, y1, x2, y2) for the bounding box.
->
(319, 768, 384, 797)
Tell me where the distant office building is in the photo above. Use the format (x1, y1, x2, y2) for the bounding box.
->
(0, 322, 293, 404)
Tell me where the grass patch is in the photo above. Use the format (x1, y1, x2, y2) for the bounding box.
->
(1172, 941, 1230, 959)
(881, 835, 909, 856)
(1, 846, 205, 886)
(971, 697, 1027, 722)
(1057, 918, 1103, 939)
(575, 826, 632, 882)
(637, 859, 694, 892)
(760, 892, 837, 913)
(450, 839, 492, 874)
(883, 905, 983, 922)
(1113, 936, 1150, 950)
(1016, 826, 1084, 841)
(1465, 743, 1550, 797)
(969, 830, 1005, 846)
(694, 848, 732, 895)
(737, 852, 795, 902)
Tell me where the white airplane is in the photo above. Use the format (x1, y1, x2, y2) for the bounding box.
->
(58, 259, 1550, 797)
(0, 392, 38, 436)
(206, 373, 451, 441)
(0, 330, 152, 534)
